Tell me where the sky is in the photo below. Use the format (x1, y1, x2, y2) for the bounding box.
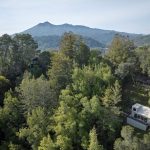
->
(0, 0, 150, 35)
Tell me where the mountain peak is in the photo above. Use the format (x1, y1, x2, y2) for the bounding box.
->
(37, 21, 53, 26)
(61, 23, 72, 26)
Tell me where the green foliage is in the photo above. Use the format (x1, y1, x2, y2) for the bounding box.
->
(60, 32, 90, 66)
(18, 75, 56, 113)
(13, 34, 38, 67)
(114, 126, 143, 150)
(52, 89, 78, 150)
(88, 49, 102, 66)
(1, 29, 150, 150)
(0, 91, 23, 148)
(107, 35, 134, 67)
(102, 80, 122, 114)
(74, 42, 90, 67)
(115, 55, 138, 80)
(29, 51, 51, 78)
(18, 107, 50, 150)
(48, 52, 72, 94)
(0, 34, 17, 77)
(8, 142, 21, 150)
(0, 34, 37, 78)
(39, 51, 51, 74)
(38, 134, 56, 150)
(88, 127, 103, 150)
(0, 75, 10, 105)
(142, 132, 150, 149)
(148, 91, 150, 106)
(0, 75, 9, 88)
(72, 63, 114, 97)
(60, 32, 77, 59)
(135, 46, 150, 76)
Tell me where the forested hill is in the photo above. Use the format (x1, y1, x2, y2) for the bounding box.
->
(134, 34, 150, 46)
(21, 21, 140, 50)
(34, 35, 105, 50)
(1, 32, 150, 149)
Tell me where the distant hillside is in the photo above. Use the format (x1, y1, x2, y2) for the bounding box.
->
(133, 34, 150, 46)
(34, 35, 105, 50)
(21, 21, 140, 50)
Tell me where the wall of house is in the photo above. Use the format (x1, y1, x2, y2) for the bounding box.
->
(127, 116, 148, 131)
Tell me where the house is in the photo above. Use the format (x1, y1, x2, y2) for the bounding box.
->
(127, 103, 150, 131)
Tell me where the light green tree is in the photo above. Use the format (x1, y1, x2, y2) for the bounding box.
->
(18, 75, 56, 113)
(107, 35, 134, 67)
(38, 134, 56, 150)
(102, 80, 122, 115)
(88, 127, 103, 150)
(72, 63, 114, 98)
(52, 89, 78, 150)
(18, 107, 50, 150)
(114, 126, 143, 150)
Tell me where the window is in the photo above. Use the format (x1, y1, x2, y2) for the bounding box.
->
(133, 108, 136, 111)
(144, 118, 147, 123)
(137, 115, 140, 119)
(141, 116, 144, 120)
(134, 114, 137, 118)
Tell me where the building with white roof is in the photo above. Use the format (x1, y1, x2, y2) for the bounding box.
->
(127, 103, 150, 130)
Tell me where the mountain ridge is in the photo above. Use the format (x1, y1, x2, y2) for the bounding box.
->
(20, 21, 148, 50)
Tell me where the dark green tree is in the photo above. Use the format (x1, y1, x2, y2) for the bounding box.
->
(48, 52, 72, 95)
(88, 49, 102, 66)
(135, 46, 150, 76)
(60, 32, 77, 59)
(74, 42, 90, 67)
(13, 34, 37, 68)
(60, 32, 90, 67)
(0, 34, 17, 77)
(0, 91, 23, 149)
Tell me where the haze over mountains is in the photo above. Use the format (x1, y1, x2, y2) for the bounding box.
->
(21, 21, 149, 50)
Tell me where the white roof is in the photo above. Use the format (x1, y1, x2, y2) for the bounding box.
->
(133, 103, 150, 118)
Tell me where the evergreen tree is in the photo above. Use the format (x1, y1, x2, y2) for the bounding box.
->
(60, 32, 90, 66)
(52, 89, 78, 150)
(114, 126, 143, 150)
(38, 134, 56, 150)
(18, 75, 56, 113)
(135, 46, 150, 76)
(18, 107, 50, 150)
(88, 127, 103, 150)
(0, 91, 23, 149)
(60, 32, 77, 59)
(48, 52, 72, 95)
(72, 64, 114, 98)
(107, 35, 134, 68)
(102, 80, 122, 114)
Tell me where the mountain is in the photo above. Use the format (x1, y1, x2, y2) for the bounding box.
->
(34, 35, 105, 50)
(21, 21, 148, 50)
(134, 35, 150, 46)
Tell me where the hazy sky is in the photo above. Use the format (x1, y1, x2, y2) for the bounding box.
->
(0, 0, 150, 35)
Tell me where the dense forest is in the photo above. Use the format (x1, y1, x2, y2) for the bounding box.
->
(0, 32, 150, 150)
